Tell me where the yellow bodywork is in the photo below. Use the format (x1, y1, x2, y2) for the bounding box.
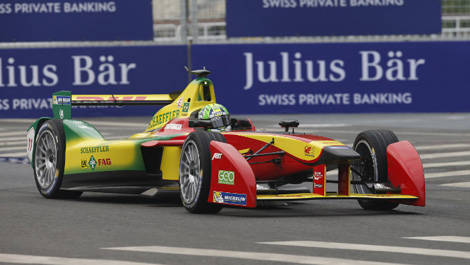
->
(62, 77, 218, 179)
(226, 133, 345, 162)
(64, 138, 145, 175)
(144, 78, 216, 133)
(160, 147, 182, 180)
(257, 193, 419, 200)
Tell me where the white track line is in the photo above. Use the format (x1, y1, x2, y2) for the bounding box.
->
(425, 170, 470, 179)
(0, 141, 25, 147)
(0, 131, 26, 137)
(0, 253, 162, 265)
(104, 246, 410, 265)
(259, 241, 470, 260)
(404, 236, 470, 244)
(423, 161, 470, 168)
(415, 143, 470, 151)
(0, 146, 26, 152)
(440, 182, 470, 188)
(420, 151, 470, 159)
(0, 152, 26, 157)
(0, 136, 26, 141)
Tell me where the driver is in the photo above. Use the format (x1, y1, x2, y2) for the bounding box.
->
(198, 103, 231, 131)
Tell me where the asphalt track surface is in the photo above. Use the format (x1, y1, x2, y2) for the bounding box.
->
(1, 113, 469, 265)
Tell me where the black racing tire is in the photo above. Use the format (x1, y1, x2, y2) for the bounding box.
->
(33, 120, 82, 199)
(352, 129, 399, 211)
(178, 131, 225, 214)
(208, 131, 227, 143)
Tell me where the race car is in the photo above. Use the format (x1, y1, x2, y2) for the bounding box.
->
(26, 69, 425, 213)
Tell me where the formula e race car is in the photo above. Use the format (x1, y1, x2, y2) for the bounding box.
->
(26, 69, 425, 213)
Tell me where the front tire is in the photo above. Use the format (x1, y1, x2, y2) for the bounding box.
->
(351, 130, 399, 211)
(179, 131, 225, 213)
(33, 120, 81, 199)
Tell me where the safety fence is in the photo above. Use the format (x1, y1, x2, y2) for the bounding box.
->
(1, 0, 470, 117)
(153, 0, 470, 42)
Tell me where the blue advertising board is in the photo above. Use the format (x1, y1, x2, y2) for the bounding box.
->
(193, 41, 470, 114)
(226, 0, 441, 37)
(0, 45, 187, 118)
(0, 0, 153, 42)
(1, 41, 470, 118)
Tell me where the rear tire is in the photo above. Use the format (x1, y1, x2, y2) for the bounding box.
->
(33, 120, 82, 199)
(179, 131, 225, 214)
(352, 129, 399, 211)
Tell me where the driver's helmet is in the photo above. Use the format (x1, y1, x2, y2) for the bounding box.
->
(198, 103, 231, 131)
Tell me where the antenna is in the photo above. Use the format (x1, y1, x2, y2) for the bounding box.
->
(185, 67, 211, 78)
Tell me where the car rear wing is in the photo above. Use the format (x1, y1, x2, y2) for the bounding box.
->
(52, 90, 177, 119)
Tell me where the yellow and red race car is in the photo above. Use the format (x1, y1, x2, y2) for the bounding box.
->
(26, 69, 425, 214)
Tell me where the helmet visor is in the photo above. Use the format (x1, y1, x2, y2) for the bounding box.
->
(211, 115, 230, 129)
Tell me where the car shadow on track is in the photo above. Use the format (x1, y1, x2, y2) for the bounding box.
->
(61, 193, 424, 217)
(77, 192, 182, 208)
(217, 201, 424, 218)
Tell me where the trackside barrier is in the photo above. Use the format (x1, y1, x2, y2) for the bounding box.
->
(1, 41, 470, 117)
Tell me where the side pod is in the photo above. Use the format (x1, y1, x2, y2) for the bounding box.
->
(208, 141, 257, 208)
(387, 141, 426, 207)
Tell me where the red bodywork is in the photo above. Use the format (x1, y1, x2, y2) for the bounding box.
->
(209, 141, 257, 208)
(387, 141, 426, 206)
(142, 117, 426, 208)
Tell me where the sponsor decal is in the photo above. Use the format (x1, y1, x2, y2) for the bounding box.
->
(213, 191, 224, 203)
(149, 109, 180, 128)
(165, 124, 182, 130)
(313, 171, 323, 181)
(212, 153, 222, 160)
(182, 102, 190, 113)
(53, 95, 71, 105)
(75, 96, 148, 102)
(81, 159, 88, 168)
(312, 165, 326, 195)
(85, 155, 111, 170)
(176, 97, 183, 108)
(80, 145, 109, 154)
(26, 127, 35, 161)
(88, 155, 97, 170)
(98, 158, 112, 166)
(304, 145, 314, 157)
(213, 191, 247, 206)
(218, 170, 235, 185)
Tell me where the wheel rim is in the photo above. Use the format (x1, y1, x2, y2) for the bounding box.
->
(179, 140, 202, 205)
(34, 130, 57, 190)
(351, 140, 377, 194)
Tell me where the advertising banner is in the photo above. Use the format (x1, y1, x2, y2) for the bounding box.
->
(0, 45, 187, 118)
(193, 41, 470, 114)
(1, 41, 470, 118)
(0, 0, 154, 41)
(226, 0, 441, 37)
